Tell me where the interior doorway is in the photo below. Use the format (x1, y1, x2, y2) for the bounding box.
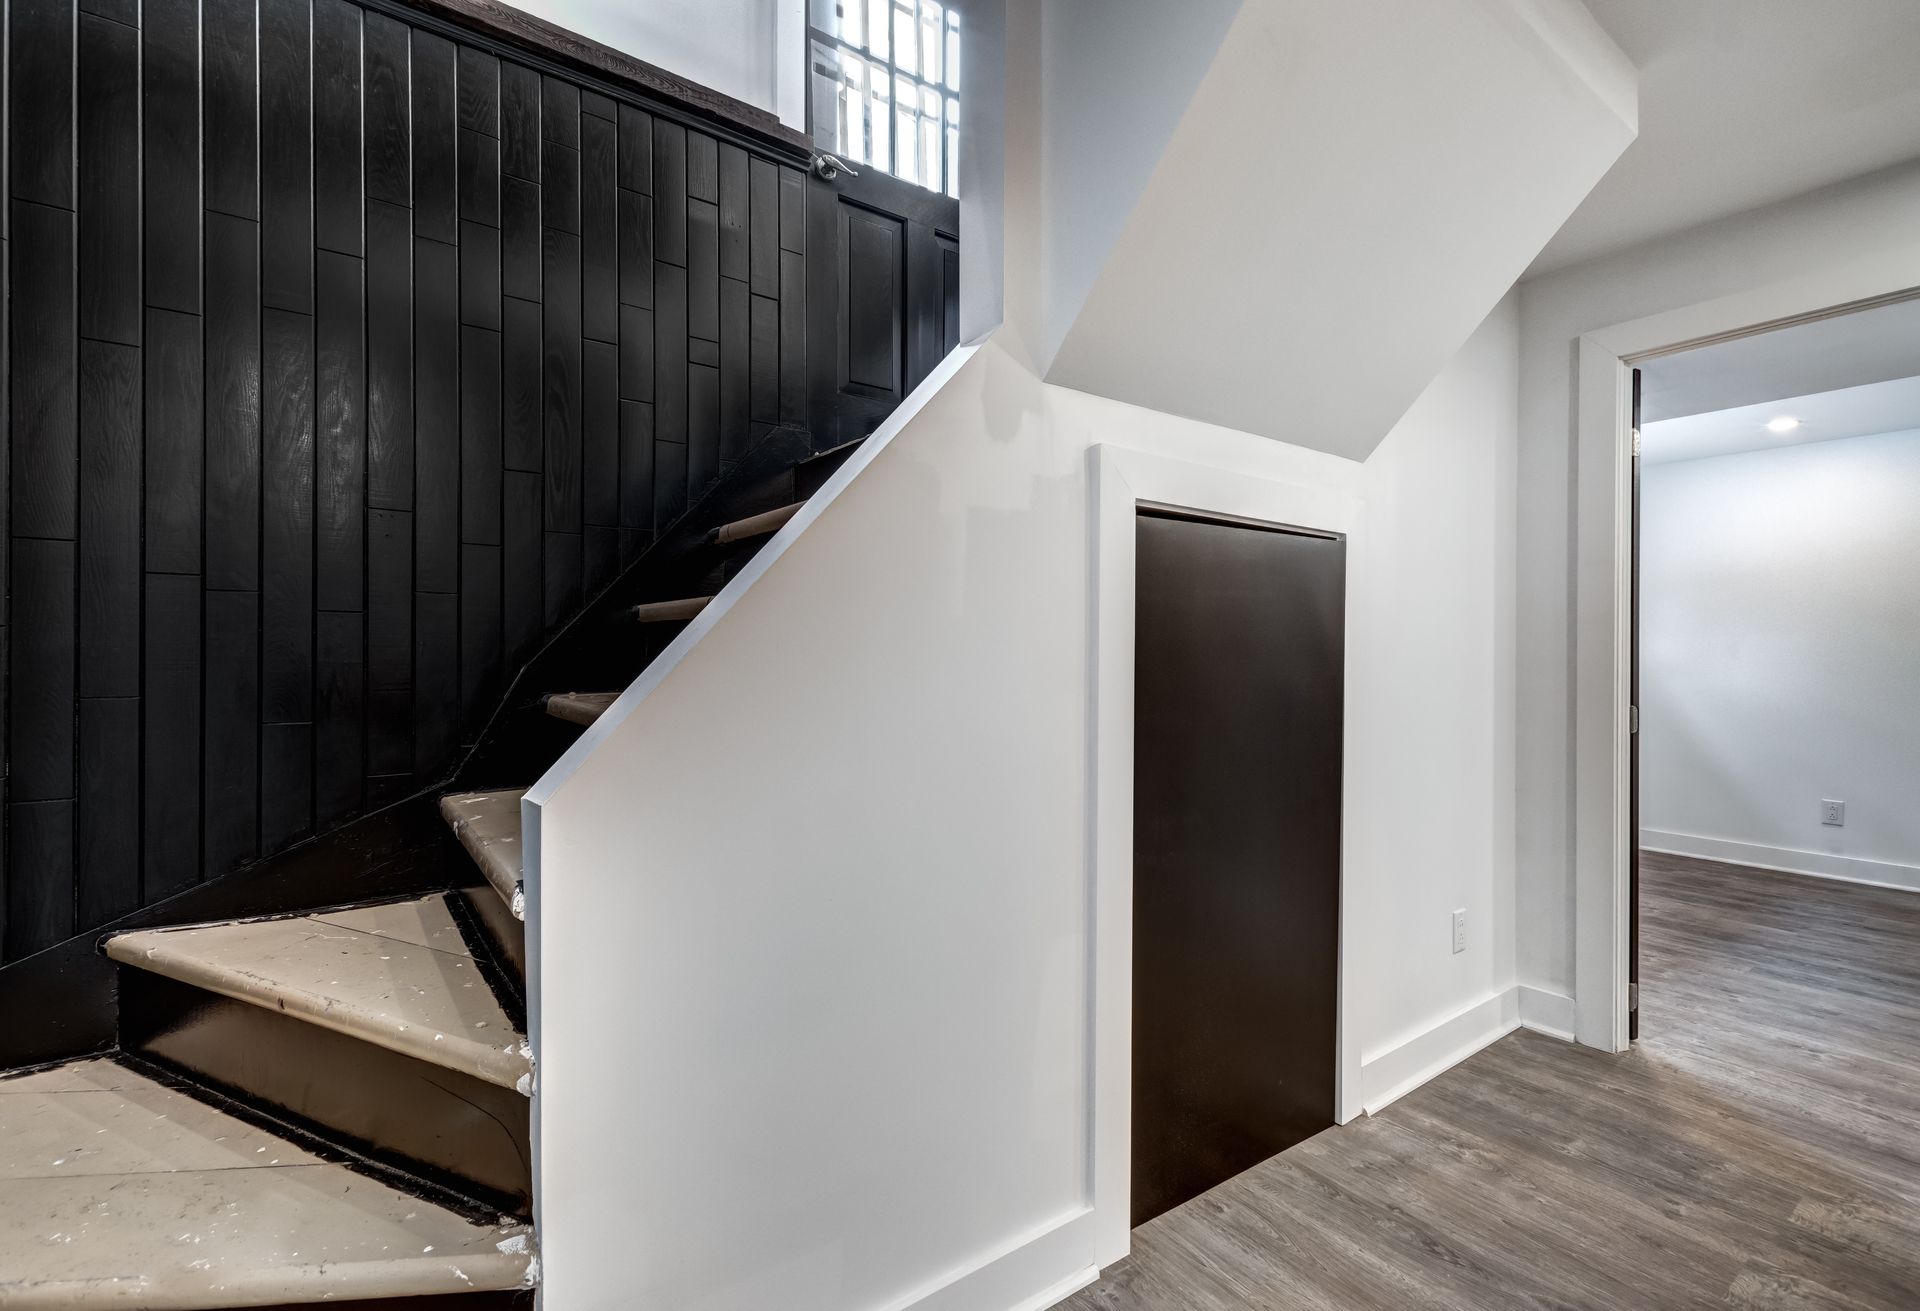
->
(1627, 295, 1920, 1041)
(1129, 506, 1343, 1227)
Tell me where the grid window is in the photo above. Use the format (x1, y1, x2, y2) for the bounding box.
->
(810, 0, 960, 197)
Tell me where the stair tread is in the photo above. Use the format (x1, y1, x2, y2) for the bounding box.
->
(630, 595, 714, 622)
(714, 501, 803, 543)
(440, 788, 528, 918)
(0, 1059, 532, 1308)
(544, 691, 618, 728)
(106, 896, 531, 1093)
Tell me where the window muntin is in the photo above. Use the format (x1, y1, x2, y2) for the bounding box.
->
(809, 0, 960, 197)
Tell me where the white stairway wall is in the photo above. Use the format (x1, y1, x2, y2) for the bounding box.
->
(528, 292, 1526, 1310)
(1640, 428, 1920, 889)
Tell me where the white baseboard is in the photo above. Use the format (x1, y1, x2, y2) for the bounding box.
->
(1357, 983, 1582, 1115)
(1641, 829, 1920, 895)
(891, 1207, 1095, 1311)
(1517, 985, 1576, 1041)
(1359, 987, 1519, 1115)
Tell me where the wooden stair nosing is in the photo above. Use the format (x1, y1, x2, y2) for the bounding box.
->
(104, 898, 533, 1095)
(629, 595, 715, 623)
(542, 690, 619, 728)
(712, 500, 803, 543)
(439, 789, 529, 920)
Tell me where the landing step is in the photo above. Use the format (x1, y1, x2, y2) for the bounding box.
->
(0, 1058, 532, 1308)
(712, 501, 802, 543)
(542, 691, 617, 728)
(629, 595, 713, 623)
(440, 789, 528, 919)
(106, 896, 532, 1094)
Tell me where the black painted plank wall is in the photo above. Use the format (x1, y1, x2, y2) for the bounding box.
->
(0, 0, 809, 963)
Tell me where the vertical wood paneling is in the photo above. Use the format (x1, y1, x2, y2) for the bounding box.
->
(261, 307, 315, 726)
(77, 696, 139, 927)
(363, 12, 410, 206)
(203, 589, 260, 874)
(77, 14, 139, 345)
(366, 507, 413, 789)
(11, 538, 76, 803)
(144, 308, 203, 575)
(3, 0, 824, 963)
(260, 0, 312, 313)
(316, 249, 365, 611)
(718, 144, 748, 282)
(653, 121, 686, 266)
(11, 0, 76, 209)
(77, 341, 139, 698)
(203, 0, 258, 220)
(315, 610, 365, 828)
(412, 31, 458, 245)
(366, 199, 414, 510)
(414, 236, 459, 593)
(11, 202, 77, 539)
(461, 324, 502, 545)
(204, 213, 261, 590)
(500, 63, 540, 182)
(144, 0, 202, 310)
(582, 338, 618, 539)
(412, 590, 457, 774)
(313, 0, 363, 257)
(8, 801, 74, 958)
(581, 114, 616, 343)
(460, 542, 501, 714)
(143, 572, 201, 899)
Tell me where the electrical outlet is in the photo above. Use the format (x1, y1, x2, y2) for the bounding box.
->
(1821, 799, 1846, 827)
(1451, 909, 1467, 955)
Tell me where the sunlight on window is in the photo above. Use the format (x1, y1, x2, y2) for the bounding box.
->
(810, 0, 960, 197)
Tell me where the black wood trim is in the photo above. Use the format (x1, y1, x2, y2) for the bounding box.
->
(367, 0, 811, 161)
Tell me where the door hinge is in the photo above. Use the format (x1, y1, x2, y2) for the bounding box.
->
(1628, 982, 1639, 1012)
(1629, 704, 1639, 734)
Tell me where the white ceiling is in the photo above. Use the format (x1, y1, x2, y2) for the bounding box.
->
(1529, 0, 1920, 276)
(1638, 295, 1920, 422)
(1641, 374, 1920, 466)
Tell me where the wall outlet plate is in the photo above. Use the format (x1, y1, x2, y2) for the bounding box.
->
(1821, 799, 1846, 827)
(1451, 909, 1466, 954)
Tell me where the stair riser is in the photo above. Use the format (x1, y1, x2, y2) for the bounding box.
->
(460, 884, 528, 982)
(120, 970, 531, 1216)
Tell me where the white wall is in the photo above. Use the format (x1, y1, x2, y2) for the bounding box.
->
(526, 288, 1526, 1308)
(1640, 429, 1920, 888)
(512, 0, 805, 126)
(1515, 158, 1920, 1005)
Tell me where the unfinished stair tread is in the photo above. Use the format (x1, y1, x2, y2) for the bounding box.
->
(544, 691, 618, 728)
(440, 789, 528, 918)
(713, 501, 802, 543)
(630, 595, 714, 622)
(0, 1059, 532, 1310)
(106, 896, 531, 1094)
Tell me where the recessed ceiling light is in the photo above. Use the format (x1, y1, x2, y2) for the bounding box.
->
(1765, 416, 1802, 434)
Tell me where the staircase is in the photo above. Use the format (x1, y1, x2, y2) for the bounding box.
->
(0, 433, 868, 1308)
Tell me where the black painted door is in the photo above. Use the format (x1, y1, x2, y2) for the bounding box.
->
(804, 160, 960, 451)
(1131, 508, 1344, 1228)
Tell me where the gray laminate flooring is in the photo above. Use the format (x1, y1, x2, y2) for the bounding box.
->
(1062, 852, 1920, 1309)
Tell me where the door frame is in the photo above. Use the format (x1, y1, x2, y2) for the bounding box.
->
(1570, 268, 1920, 1053)
(1088, 444, 1361, 1267)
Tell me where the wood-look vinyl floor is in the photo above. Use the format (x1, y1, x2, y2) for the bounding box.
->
(1063, 852, 1920, 1309)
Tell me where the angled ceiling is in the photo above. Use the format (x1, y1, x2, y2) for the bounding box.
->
(1530, 0, 1920, 275)
(1642, 375, 1920, 466)
(1035, 0, 1637, 462)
